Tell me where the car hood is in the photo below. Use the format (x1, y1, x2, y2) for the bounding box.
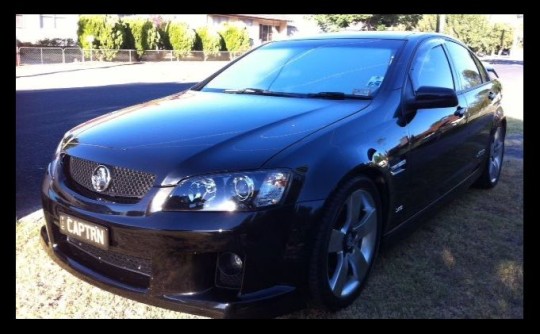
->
(65, 91, 371, 185)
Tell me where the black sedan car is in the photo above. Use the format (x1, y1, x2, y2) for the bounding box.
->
(41, 32, 505, 318)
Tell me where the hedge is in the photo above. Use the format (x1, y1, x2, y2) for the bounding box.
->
(220, 24, 250, 52)
(167, 22, 196, 59)
(195, 27, 223, 58)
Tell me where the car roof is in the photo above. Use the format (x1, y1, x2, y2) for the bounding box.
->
(286, 31, 448, 42)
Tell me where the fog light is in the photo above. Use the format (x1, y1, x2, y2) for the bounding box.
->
(216, 252, 244, 289)
(218, 252, 243, 276)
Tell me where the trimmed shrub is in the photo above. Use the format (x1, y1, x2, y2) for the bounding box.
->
(77, 15, 126, 61)
(195, 27, 223, 59)
(220, 24, 250, 52)
(34, 38, 77, 47)
(157, 21, 172, 50)
(77, 15, 103, 49)
(98, 17, 127, 61)
(167, 22, 196, 59)
(124, 18, 160, 57)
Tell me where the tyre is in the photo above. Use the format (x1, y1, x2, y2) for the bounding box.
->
(309, 176, 382, 310)
(474, 124, 505, 189)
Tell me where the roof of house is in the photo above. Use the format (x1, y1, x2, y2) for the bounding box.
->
(230, 14, 292, 22)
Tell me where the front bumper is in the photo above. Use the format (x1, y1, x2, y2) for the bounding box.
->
(40, 163, 324, 318)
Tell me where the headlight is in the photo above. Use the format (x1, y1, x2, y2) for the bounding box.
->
(162, 170, 291, 211)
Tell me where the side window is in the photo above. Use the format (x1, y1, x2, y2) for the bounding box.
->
(411, 45, 454, 90)
(472, 55, 490, 82)
(446, 42, 483, 90)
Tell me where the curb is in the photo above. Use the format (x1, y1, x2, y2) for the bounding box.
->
(17, 209, 43, 224)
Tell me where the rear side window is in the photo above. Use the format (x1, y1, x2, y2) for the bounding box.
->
(411, 45, 454, 90)
(472, 56, 490, 82)
(446, 42, 483, 90)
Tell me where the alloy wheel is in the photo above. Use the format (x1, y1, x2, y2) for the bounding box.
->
(326, 189, 377, 298)
(489, 126, 504, 183)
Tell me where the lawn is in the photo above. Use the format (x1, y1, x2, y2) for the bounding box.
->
(16, 150, 523, 318)
(288, 157, 523, 318)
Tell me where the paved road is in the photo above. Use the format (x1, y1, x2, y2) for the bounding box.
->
(487, 59, 523, 120)
(16, 82, 194, 218)
(15, 60, 523, 218)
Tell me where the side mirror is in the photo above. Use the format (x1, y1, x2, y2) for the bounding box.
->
(484, 64, 499, 79)
(408, 86, 458, 109)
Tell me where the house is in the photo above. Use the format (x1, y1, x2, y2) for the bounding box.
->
(16, 14, 316, 47)
(132, 14, 294, 46)
(16, 14, 79, 44)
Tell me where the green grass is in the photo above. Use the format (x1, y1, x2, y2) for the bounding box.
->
(506, 117, 523, 136)
(287, 157, 523, 318)
(16, 157, 523, 318)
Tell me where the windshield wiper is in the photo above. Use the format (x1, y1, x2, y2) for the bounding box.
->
(224, 88, 303, 98)
(224, 88, 266, 94)
(307, 92, 372, 100)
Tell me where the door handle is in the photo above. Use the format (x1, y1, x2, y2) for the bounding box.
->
(454, 106, 467, 117)
(488, 91, 497, 100)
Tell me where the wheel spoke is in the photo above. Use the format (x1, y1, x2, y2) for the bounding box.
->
(328, 229, 345, 253)
(343, 191, 362, 232)
(493, 141, 503, 157)
(353, 207, 376, 238)
(349, 247, 369, 280)
(329, 253, 349, 295)
(326, 187, 379, 298)
(492, 157, 500, 173)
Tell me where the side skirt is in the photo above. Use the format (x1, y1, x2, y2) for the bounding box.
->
(382, 166, 482, 247)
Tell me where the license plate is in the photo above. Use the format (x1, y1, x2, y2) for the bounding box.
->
(59, 214, 109, 250)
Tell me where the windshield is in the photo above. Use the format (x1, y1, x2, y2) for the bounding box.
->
(201, 39, 404, 98)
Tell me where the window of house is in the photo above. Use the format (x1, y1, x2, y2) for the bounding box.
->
(40, 14, 66, 29)
(212, 16, 228, 26)
(260, 24, 278, 42)
(16, 15, 23, 28)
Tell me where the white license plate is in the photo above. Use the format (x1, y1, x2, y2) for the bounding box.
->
(59, 214, 109, 250)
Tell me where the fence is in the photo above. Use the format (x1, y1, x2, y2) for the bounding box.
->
(17, 47, 246, 66)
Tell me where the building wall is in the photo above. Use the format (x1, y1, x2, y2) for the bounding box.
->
(15, 14, 297, 47)
(208, 15, 288, 46)
(16, 14, 79, 43)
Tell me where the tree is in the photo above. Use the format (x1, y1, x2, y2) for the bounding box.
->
(312, 14, 372, 32)
(220, 24, 250, 52)
(312, 14, 422, 32)
(167, 22, 196, 59)
(417, 15, 515, 54)
(490, 23, 514, 55)
(445, 15, 492, 52)
(195, 27, 223, 59)
(77, 15, 126, 61)
(123, 18, 160, 58)
(416, 14, 437, 32)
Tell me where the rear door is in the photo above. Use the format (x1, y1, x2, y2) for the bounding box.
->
(444, 41, 497, 172)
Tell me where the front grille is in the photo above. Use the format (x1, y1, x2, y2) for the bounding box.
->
(67, 156, 156, 198)
(67, 237, 152, 276)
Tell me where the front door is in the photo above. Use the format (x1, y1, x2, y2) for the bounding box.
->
(401, 39, 471, 219)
